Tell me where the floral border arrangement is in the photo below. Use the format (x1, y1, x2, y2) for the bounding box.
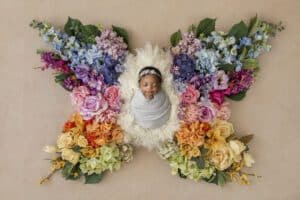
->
(30, 16, 283, 185)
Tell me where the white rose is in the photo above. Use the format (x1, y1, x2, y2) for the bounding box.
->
(229, 140, 246, 162)
(243, 152, 255, 167)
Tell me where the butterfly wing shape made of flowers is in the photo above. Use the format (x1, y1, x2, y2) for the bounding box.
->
(31, 16, 283, 185)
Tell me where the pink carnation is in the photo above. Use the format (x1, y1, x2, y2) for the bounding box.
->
(213, 102, 231, 121)
(179, 104, 200, 124)
(96, 109, 118, 123)
(104, 85, 121, 110)
(180, 85, 200, 105)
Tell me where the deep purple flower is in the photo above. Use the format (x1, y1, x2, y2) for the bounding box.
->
(172, 53, 196, 82)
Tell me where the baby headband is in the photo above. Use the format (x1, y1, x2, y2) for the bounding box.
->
(138, 66, 162, 81)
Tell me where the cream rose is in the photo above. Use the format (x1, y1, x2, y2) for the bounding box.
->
(43, 145, 57, 153)
(75, 135, 88, 148)
(61, 149, 80, 165)
(213, 120, 234, 139)
(209, 143, 234, 170)
(229, 140, 246, 162)
(57, 133, 74, 149)
(243, 152, 255, 167)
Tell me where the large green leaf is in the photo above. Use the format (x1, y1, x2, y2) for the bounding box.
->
(227, 90, 247, 101)
(170, 30, 182, 47)
(112, 25, 129, 45)
(85, 173, 103, 184)
(78, 24, 101, 44)
(193, 156, 205, 169)
(64, 17, 83, 36)
(196, 18, 216, 37)
(228, 21, 248, 40)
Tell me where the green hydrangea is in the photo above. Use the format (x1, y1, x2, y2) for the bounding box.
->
(157, 141, 178, 160)
(79, 144, 122, 175)
(168, 150, 216, 181)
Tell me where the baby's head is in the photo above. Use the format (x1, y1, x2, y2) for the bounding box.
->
(138, 66, 162, 100)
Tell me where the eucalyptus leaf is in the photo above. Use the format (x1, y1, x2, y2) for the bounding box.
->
(170, 30, 182, 47)
(196, 18, 216, 37)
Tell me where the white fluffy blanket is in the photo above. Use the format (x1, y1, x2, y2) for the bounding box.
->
(118, 43, 180, 150)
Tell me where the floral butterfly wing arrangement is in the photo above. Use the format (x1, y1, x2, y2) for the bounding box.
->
(31, 16, 283, 185)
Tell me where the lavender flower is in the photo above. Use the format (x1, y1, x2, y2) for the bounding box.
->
(171, 54, 196, 82)
(171, 32, 202, 58)
(96, 28, 128, 61)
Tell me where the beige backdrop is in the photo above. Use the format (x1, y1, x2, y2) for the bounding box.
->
(1, 0, 299, 199)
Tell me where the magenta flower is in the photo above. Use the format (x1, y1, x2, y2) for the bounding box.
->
(209, 90, 225, 105)
(225, 69, 254, 95)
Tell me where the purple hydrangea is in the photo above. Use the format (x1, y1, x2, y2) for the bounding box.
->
(171, 32, 202, 58)
(171, 53, 196, 82)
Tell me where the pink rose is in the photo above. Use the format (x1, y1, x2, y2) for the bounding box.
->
(96, 109, 118, 123)
(70, 86, 90, 111)
(80, 94, 108, 120)
(180, 85, 200, 105)
(104, 85, 121, 109)
(209, 90, 225, 106)
(198, 102, 216, 123)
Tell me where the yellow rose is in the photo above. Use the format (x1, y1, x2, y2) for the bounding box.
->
(209, 142, 234, 170)
(57, 133, 74, 149)
(229, 140, 246, 162)
(61, 149, 80, 165)
(213, 120, 234, 139)
(75, 135, 88, 148)
(243, 152, 255, 167)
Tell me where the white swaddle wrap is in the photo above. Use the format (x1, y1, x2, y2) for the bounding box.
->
(130, 89, 171, 129)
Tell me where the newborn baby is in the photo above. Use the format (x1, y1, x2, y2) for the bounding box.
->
(130, 66, 171, 129)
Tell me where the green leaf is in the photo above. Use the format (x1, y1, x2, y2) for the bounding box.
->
(196, 18, 216, 37)
(239, 134, 254, 144)
(170, 30, 182, 47)
(228, 21, 248, 40)
(112, 25, 129, 45)
(217, 64, 235, 72)
(85, 173, 103, 184)
(242, 58, 260, 76)
(200, 146, 208, 156)
(194, 156, 205, 169)
(206, 170, 228, 186)
(61, 162, 81, 180)
(78, 24, 101, 44)
(188, 24, 197, 34)
(178, 169, 187, 179)
(248, 15, 260, 36)
(64, 17, 83, 36)
(55, 73, 69, 84)
(227, 90, 247, 101)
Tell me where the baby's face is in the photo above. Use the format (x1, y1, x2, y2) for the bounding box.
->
(139, 74, 160, 100)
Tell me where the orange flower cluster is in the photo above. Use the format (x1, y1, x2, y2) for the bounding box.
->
(175, 122, 210, 158)
(85, 121, 124, 148)
(62, 113, 124, 148)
